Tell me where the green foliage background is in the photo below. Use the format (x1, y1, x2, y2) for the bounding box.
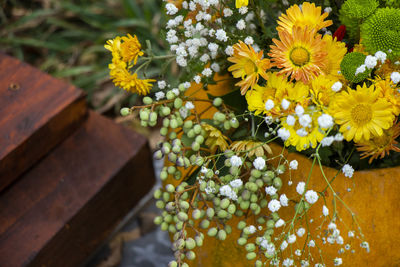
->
(0, 0, 167, 114)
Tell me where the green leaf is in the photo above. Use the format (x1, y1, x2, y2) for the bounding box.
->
(54, 66, 94, 78)
(122, 0, 144, 19)
(186, 167, 200, 185)
(220, 88, 247, 113)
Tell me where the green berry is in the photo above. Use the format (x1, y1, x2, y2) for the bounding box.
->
(178, 83, 186, 92)
(220, 198, 230, 209)
(185, 238, 196, 250)
(245, 243, 256, 252)
(217, 210, 228, 218)
(213, 97, 223, 107)
(227, 204, 236, 214)
(160, 127, 168, 136)
(193, 124, 202, 134)
(191, 142, 200, 151)
(161, 106, 171, 116)
(246, 252, 256, 260)
(237, 237, 247, 246)
(273, 177, 282, 189)
(166, 91, 175, 99)
(217, 229, 227, 240)
(154, 216, 163, 225)
(143, 96, 153, 105)
(174, 98, 183, 109)
(120, 107, 131, 116)
(271, 212, 280, 221)
(139, 109, 150, 121)
(165, 184, 175, 193)
(184, 120, 193, 129)
(186, 251, 196, 260)
(207, 227, 218, 237)
(230, 118, 239, 128)
(192, 209, 202, 220)
(200, 219, 210, 229)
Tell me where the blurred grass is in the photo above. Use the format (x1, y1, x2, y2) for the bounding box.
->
(0, 0, 167, 114)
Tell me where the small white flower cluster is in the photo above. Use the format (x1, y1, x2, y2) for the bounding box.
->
(321, 133, 344, 147)
(260, 238, 276, 256)
(268, 199, 281, 212)
(342, 164, 354, 178)
(253, 157, 266, 170)
(355, 51, 387, 76)
(163, 0, 261, 82)
(326, 222, 344, 246)
(391, 71, 400, 84)
(305, 190, 319, 204)
(219, 184, 238, 201)
(289, 160, 298, 170)
(230, 155, 243, 167)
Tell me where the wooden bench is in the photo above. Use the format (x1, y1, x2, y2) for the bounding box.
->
(0, 53, 155, 267)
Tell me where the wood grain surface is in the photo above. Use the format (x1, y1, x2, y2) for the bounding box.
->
(0, 111, 155, 267)
(0, 53, 87, 192)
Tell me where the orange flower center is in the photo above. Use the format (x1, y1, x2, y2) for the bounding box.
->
(290, 47, 310, 67)
(351, 104, 372, 125)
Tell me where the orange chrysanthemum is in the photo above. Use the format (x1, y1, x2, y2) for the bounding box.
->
(277, 2, 332, 33)
(228, 41, 271, 95)
(268, 26, 327, 84)
(356, 122, 400, 163)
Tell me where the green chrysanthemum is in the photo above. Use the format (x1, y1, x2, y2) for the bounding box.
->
(340, 52, 372, 83)
(341, 0, 379, 19)
(339, 7, 361, 40)
(361, 8, 400, 60)
(383, 0, 400, 8)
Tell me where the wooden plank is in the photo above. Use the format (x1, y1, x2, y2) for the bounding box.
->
(0, 53, 87, 192)
(0, 111, 156, 267)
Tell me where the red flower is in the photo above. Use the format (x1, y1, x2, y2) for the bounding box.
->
(333, 25, 346, 41)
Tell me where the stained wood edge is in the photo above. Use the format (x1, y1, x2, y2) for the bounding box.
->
(0, 94, 87, 192)
(27, 142, 155, 267)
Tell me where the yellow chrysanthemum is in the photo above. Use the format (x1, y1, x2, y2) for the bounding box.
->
(228, 41, 271, 95)
(106, 34, 152, 95)
(105, 34, 144, 65)
(332, 84, 395, 142)
(236, 0, 248, 8)
(109, 61, 154, 95)
(356, 122, 400, 163)
(230, 140, 272, 157)
(105, 36, 122, 58)
(310, 75, 337, 109)
(245, 73, 309, 116)
(322, 34, 347, 78)
(277, 2, 332, 33)
(374, 76, 400, 115)
(203, 124, 230, 151)
(281, 111, 325, 151)
(120, 34, 144, 64)
(268, 26, 327, 84)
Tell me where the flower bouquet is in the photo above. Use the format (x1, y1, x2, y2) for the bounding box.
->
(105, 0, 400, 266)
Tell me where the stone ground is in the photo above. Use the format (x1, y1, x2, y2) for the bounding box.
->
(86, 159, 174, 267)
